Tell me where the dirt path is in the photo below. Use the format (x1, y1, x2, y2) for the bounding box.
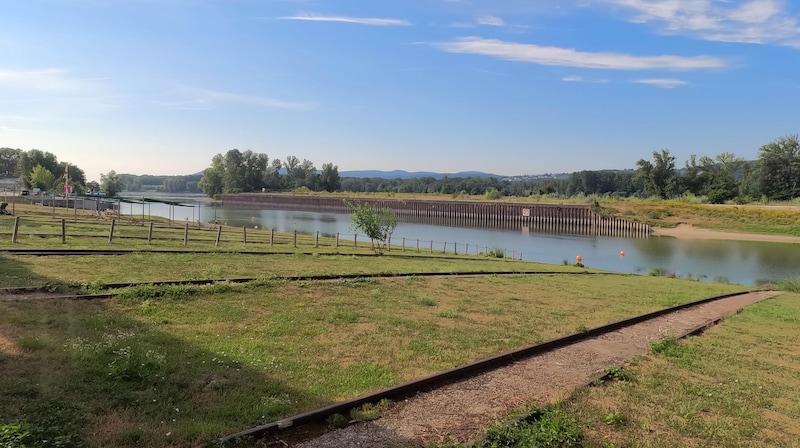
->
(652, 223, 800, 243)
(290, 291, 781, 448)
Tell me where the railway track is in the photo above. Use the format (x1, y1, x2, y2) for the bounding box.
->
(196, 289, 777, 448)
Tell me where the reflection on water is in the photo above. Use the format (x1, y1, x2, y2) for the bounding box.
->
(117, 199, 800, 286)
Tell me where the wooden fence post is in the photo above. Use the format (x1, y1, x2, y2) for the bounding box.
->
(443, 242, 447, 254)
(354, 233, 357, 248)
(183, 222, 189, 246)
(429, 240, 433, 253)
(11, 216, 20, 243)
(242, 226, 247, 245)
(270, 228, 274, 247)
(61, 218, 66, 244)
(108, 219, 116, 244)
(335, 232, 339, 248)
(454, 242, 457, 255)
(147, 221, 153, 244)
(416, 239, 419, 252)
(215, 225, 222, 247)
(294, 230, 298, 248)
(315, 231, 319, 248)
(402, 237, 405, 252)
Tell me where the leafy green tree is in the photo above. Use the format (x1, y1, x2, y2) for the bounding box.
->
(0, 148, 21, 176)
(100, 170, 122, 197)
(635, 149, 677, 199)
(16, 149, 60, 189)
(758, 135, 800, 200)
(345, 200, 397, 254)
(200, 154, 225, 197)
(29, 164, 56, 191)
(698, 152, 745, 203)
(319, 163, 341, 192)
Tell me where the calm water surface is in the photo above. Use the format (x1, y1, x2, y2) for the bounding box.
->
(118, 195, 800, 286)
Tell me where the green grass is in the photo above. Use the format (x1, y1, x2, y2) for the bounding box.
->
(0, 261, 747, 447)
(564, 292, 800, 448)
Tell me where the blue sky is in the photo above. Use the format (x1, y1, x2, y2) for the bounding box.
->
(2, 0, 799, 182)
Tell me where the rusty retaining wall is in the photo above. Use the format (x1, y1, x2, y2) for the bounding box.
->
(221, 194, 651, 238)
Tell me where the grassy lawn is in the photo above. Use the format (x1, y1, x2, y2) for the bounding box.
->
(563, 292, 800, 448)
(0, 257, 747, 447)
(0, 252, 584, 288)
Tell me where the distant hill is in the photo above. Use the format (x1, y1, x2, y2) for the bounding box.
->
(339, 170, 504, 179)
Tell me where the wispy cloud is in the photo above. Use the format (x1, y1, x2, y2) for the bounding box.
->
(279, 13, 410, 26)
(0, 68, 103, 92)
(607, 0, 800, 47)
(164, 86, 314, 111)
(432, 37, 728, 70)
(635, 78, 688, 88)
(562, 75, 609, 83)
(477, 15, 506, 26)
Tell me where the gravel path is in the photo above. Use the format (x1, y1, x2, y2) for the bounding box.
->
(289, 291, 780, 448)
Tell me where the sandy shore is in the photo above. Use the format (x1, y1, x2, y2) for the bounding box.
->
(652, 223, 800, 244)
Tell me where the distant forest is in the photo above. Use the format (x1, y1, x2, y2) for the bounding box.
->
(2, 133, 799, 202)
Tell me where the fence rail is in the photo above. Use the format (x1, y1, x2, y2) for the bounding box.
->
(0, 217, 523, 259)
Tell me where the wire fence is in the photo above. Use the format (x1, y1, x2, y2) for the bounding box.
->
(0, 216, 522, 259)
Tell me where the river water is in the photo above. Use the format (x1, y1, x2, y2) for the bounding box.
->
(118, 195, 800, 286)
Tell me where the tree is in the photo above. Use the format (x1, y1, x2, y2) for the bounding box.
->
(758, 135, 800, 200)
(319, 163, 342, 192)
(699, 152, 744, 203)
(101, 170, 122, 197)
(635, 149, 677, 199)
(0, 148, 21, 177)
(16, 149, 60, 189)
(200, 154, 225, 197)
(345, 200, 397, 254)
(29, 164, 56, 191)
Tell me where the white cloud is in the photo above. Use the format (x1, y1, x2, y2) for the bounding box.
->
(0, 68, 100, 92)
(433, 37, 728, 70)
(279, 13, 410, 26)
(164, 87, 314, 111)
(607, 0, 800, 47)
(635, 78, 688, 88)
(477, 15, 506, 26)
(562, 75, 609, 83)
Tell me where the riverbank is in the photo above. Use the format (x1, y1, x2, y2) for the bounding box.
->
(653, 223, 800, 244)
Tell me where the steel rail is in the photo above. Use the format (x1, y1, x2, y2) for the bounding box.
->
(0, 270, 613, 298)
(196, 290, 758, 448)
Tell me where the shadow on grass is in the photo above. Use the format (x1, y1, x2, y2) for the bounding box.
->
(0, 254, 56, 288)
(0, 293, 419, 448)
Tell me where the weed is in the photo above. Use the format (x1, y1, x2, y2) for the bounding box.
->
(337, 277, 377, 287)
(350, 399, 393, 422)
(437, 309, 460, 319)
(476, 406, 583, 448)
(326, 413, 350, 429)
(604, 366, 633, 383)
(18, 336, 49, 352)
(486, 248, 505, 258)
(777, 277, 800, 292)
(650, 336, 689, 358)
(603, 411, 626, 427)
(418, 297, 437, 307)
(575, 324, 589, 333)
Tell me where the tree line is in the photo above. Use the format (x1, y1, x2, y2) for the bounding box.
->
(4, 133, 798, 202)
(199, 135, 799, 202)
(0, 147, 201, 197)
